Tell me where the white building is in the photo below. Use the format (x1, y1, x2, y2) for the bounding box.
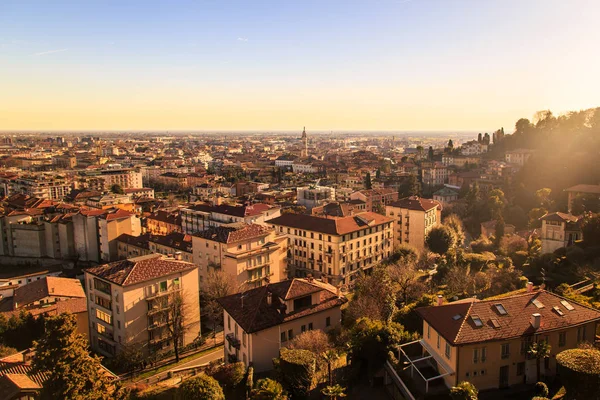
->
(296, 186, 335, 211)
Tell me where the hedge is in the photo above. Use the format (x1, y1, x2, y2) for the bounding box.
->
(556, 348, 600, 400)
(278, 348, 316, 399)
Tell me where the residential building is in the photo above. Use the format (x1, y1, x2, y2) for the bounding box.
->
(218, 278, 347, 372)
(539, 212, 582, 254)
(564, 184, 600, 213)
(117, 233, 152, 259)
(84, 254, 200, 357)
(460, 140, 488, 155)
(349, 188, 398, 213)
(421, 163, 449, 187)
(0, 266, 62, 299)
(98, 210, 142, 262)
(409, 288, 600, 393)
(192, 223, 287, 287)
(180, 203, 280, 234)
(146, 210, 182, 235)
(9, 175, 71, 201)
(268, 212, 394, 287)
(79, 168, 143, 190)
(292, 163, 319, 174)
(386, 197, 441, 252)
(433, 187, 459, 205)
(150, 232, 193, 263)
(296, 186, 335, 211)
(505, 149, 534, 166)
(274, 154, 297, 169)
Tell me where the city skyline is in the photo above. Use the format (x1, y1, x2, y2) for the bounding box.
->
(2, 0, 599, 131)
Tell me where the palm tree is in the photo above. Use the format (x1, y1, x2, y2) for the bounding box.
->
(321, 384, 347, 400)
(528, 341, 552, 382)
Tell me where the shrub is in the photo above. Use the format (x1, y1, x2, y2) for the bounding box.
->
(556, 348, 600, 400)
(278, 348, 316, 399)
(534, 381, 549, 397)
(470, 236, 494, 253)
(211, 361, 246, 388)
(178, 373, 225, 400)
(450, 381, 478, 400)
(251, 378, 287, 400)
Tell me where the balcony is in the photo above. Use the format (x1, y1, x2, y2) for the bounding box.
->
(145, 284, 181, 300)
(147, 302, 170, 316)
(247, 272, 274, 284)
(149, 335, 170, 345)
(246, 261, 270, 271)
(226, 333, 241, 350)
(148, 320, 167, 330)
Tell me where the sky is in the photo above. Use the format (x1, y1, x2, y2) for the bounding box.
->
(1, 0, 599, 132)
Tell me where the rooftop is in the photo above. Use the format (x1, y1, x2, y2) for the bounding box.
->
(388, 196, 441, 212)
(194, 223, 272, 244)
(13, 277, 85, 309)
(269, 211, 393, 236)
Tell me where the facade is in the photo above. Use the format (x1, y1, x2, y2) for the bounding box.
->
(505, 149, 534, 166)
(296, 186, 335, 211)
(274, 154, 297, 168)
(292, 163, 319, 174)
(98, 210, 142, 262)
(218, 278, 347, 372)
(146, 210, 182, 235)
(564, 184, 600, 213)
(268, 212, 394, 287)
(349, 188, 398, 213)
(432, 187, 459, 205)
(9, 175, 71, 201)
(84, 254, 200, 357)
(460, 141, 488, 156)
(192, 223, 287, 288)
(411, 289, 600, 392)
(79, 168, 143, 190)
(385, 196, 442, 252)
(421, 163, 449, 187)
(180, 203, 280, 234)
(539, 212, 582, 254)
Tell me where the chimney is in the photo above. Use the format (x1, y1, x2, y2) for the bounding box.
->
(174, 251, 182, 261)
(266, 292, 272, 306)
(531, 313, 541, 330)
(527, 282, 534, 293)
(437, 295, 443, 306)
(336, 287, 341, 298)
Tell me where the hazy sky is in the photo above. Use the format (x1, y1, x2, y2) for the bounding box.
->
(1, 0, 599, 131)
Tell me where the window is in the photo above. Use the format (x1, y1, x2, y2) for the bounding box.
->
(96, 309, 112, 324)
(228, 315, 231, 330)
(501, 343, 510, 359)
(437, 334, 440, 349)
(94, 278, 111, 294)
(427, 324, 430, 339)
(445, 343, 451, 359)
(494, 303, 508, 315)
(481, 347, 487, 362)
(577, 326, 587, 342)
(281, 331, 287, 342)
(294, 296, 312, 310)
(559, 331, 566, 347)
(95, 295, 112, 311)
(560, 300, 575, 311)
(308, 323, 313, 330)
(473, 348, 479, 363)
(532, 298, 544, 309)
(159, 281, 167, 292)
(288, 329, 293, 340)
(326, 317, 331, 327)
(301, 325, 306, 333)
(471, 315, 483, 327)
(243, 333, 247, 347)
(553, 306, 564, 316)
(117, 321, 121, 329)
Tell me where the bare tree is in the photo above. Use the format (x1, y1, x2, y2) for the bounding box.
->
(160, 290, 197, 363)
(387, 261, 419, 304)
(202, 269, 238, 343)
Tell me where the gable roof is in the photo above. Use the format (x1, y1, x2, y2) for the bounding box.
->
(388, 196, 441, 212)
(84, 254, 196, 287)
(417, 290, 600, 345)
(564, 184, 600, 194)
(186, 203, 272, 217)
(268, 212, 392, 236)
(540, 212, 580, 223)
(194, 223, 272, 244)
(13, 277, 85, 309)
(218, 278, 346, 334)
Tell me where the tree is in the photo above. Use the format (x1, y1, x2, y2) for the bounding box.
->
(365, 172, 372, 190)
(278, 348, 316, 399)
(426, 225, 456, 254)
(450, 381, 478, 400)
(444, 214, 466, 247)
(487, 189, 506, 220)
(162, 291, 196, 363)
(428, 146, 434, 160)
(211, 361, 246, 389)
(375, 169, 381, 179)
(534, 382, 549, 398)
(571, 193, 600, 214)
(535, 188, 553, 209)
(110, 184, 124, 194)
(581, 214, 600, 247)
(556, 348, 600, 400)
(0, 344, 17, 357)
(528, 341, 552, 382)
(322, 350, 339, 386)
(32, 314, 124, 400)
(494, 218, 505, 246)
(448, 139, 454, 150)
(321, 384, 347, 400)
(528, 207, 547, 228)
(387, 260, 419, 304)
(179, 373, 225, 400)
(202, 269, 238, 342)
(288, 330, 333, 370)
(251, 378, 287, 400)
(346, 267, 396, 323)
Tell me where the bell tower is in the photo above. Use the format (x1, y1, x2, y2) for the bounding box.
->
(301, 127, 308, 158)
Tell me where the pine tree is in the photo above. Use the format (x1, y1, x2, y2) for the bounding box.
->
(365, 173, 372, 190)
(33, 314, 124, 400)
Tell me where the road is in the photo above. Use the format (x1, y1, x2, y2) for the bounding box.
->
(139, 346, 224, 384)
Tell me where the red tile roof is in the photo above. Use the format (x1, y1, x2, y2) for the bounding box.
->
(269, 212, 392, 236)
(85, 254, 196, 286)
(388, 196, 441, 212)
(564, 184, 600, 194)
(13, 277, 85, 309)
(540, 212, 580, 223)
(417, 290, 600, 345)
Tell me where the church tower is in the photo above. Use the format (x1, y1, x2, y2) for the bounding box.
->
(301, 126, 308, 158)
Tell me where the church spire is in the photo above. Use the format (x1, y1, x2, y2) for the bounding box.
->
(301, 127, 308, 157)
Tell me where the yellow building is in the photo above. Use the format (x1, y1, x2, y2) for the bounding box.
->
(385, 196, 441, 253)
(218, 278, 347, 372)
(268, 212, 394, 287)
(192, 223, 287, 288)
(539, 212, 582, 254)
(84, 254, 200, 358)
(401, 288, 600, 395)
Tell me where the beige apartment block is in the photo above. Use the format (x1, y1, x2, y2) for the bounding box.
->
(403, 288, 600, 395)
(268, 212, 394, 287)
(385, 196, 442, 253)
(98, 209, 142, 262)
(192, 223, 287, 289)
(218, 278, 347, 372)
(84, 254, 200, 358)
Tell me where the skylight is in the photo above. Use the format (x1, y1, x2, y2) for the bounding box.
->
(553, 306, 564, 316)
(471, 315, 483, 327)
(532, 299, 544, 309)
(452, 314, 463, 321)
(490, 319, 501, 328)
(494, 303, 508, 315)
(560, 300, 575, 311)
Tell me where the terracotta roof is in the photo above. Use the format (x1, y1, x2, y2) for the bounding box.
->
(417, 290, 600, 345)
(564, 184, 600, 194)
(388, 196, 441, 212)
(194, 223, 272, 244)
(85, 254, 196, 286)
(187, 202, 273, 217)
(150, 231, 193, 253)
(269, 212, 392, 236)
(117, 232, 151, 250)
(147, 210, 181, 226)
(540, 212, 580, 223)
(218, 278, 347, 334)
(99, 209, 135, 221)
(13, 277, 85, 309)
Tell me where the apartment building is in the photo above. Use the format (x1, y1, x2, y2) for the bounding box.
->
(84, 254, 200, 357)
(421, 163, 449, 187)
(385, 196, 442, 252)
(564, 184, 600, 213)
(460, 140, 488, 155)
(408, 288, 600, 393)
(146, 210, 182, 235)
(539, 212, 582, 254)
(117, 233, 152, 259)
(180, 203, 280, 234)
(505, 149, 535, 166)
(296, 186, 335, 211)
(192, 223, 287, 288)
(349, 188, 398, 213)
(79, 168, 143, 190)
(268, 212, 394, 287)
(9, 175, 71, 201)
(218, 278, 347, 372)
(150, 232, 193, 263)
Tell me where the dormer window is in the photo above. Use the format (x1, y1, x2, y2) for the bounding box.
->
(293, 295, 312, 311)
(494, 303, 508, 315)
